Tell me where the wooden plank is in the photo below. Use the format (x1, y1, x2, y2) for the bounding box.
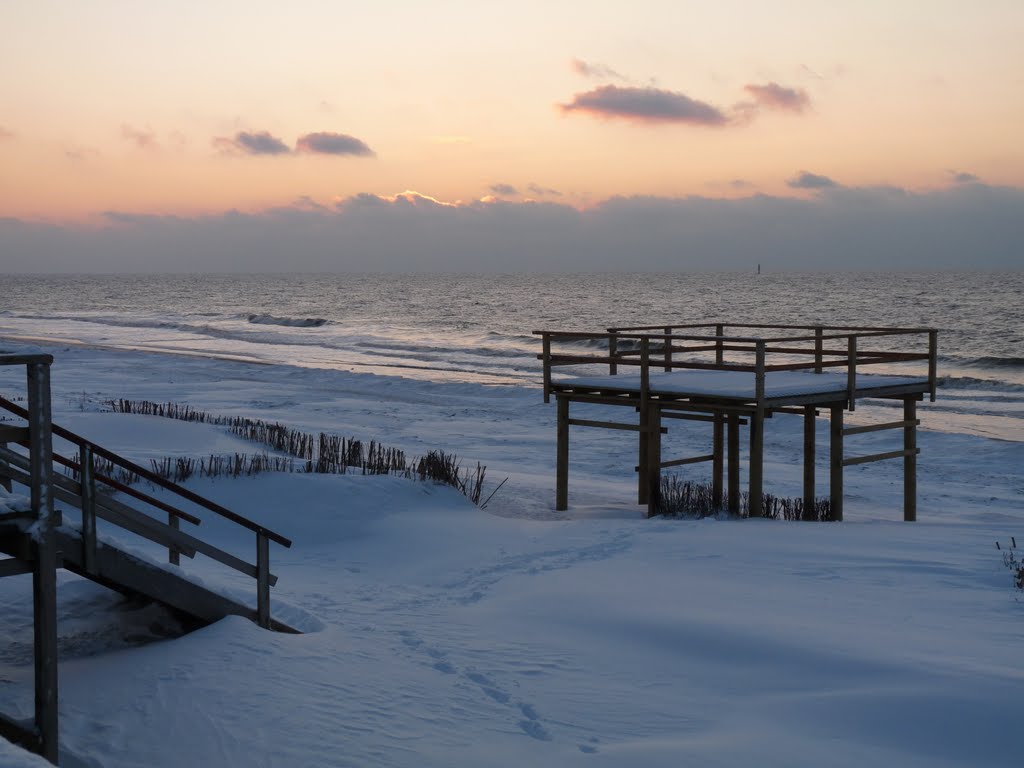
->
(843, 419, 919, 436)
(843, 448, 920, 467)
(0, 353, 54, 366)
(556, 396, 568, 511)
(657, 453, 714, 470)
(904, 398, 917, 521)
(830, 405, 844, 521)
(803, 405, 815, 516)
(568, 418, 651, 433)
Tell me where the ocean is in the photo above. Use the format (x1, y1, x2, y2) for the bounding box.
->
(1, 272, 1021, 441)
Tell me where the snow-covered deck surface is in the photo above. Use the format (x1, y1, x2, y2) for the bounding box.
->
(557, 369, 929, 400)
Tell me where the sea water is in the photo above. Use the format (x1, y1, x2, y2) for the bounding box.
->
(1, 272, 1021, 441)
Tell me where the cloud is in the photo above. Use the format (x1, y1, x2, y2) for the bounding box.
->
(729, 179, 754, 189)
(489, 183, 518, 196)
(5, 184, 1021, 273)
(743, 82, 810, 113)
(787, 170, 839, 190)
(121, 124, 159, 150)
(527, 183, 562, 197)
(296, 132, 374, 157)
(214, 130, 291, 156)
(570, 58, 626, 81)
(0, 125, 14, 141)
(64, 145, 100, 162)
(560, 85, 728, 125)
(949, 170, 979, 184)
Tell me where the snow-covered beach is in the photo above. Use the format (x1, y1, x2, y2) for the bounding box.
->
(1, 335, 1022, 767)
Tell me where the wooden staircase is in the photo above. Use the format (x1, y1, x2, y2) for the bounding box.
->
(0, 354, 296, 764)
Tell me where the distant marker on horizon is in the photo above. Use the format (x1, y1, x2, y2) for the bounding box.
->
(757, 263, 761, 275)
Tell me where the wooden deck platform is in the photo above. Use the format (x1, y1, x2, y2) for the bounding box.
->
(535, 322, 937, 520)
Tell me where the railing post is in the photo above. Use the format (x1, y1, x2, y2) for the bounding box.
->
(27, 360, 59, 765)
(608, 332, 618, 376)
(928, 330, 938, 402)
(556, 395, 569, 511)
(715, 324, 724, 366)
(814, 326, 824, 373)
(749, 341, 766, 518)
(541, 334, 552, 403)
(663, 326, 672, 372)
(712, 413, 724, 509)
(847, 335, 857, 411)
(80, 443, 98, 574)
(168, 512, 180, 566)
(256, 533, 271, 629)
(904, 397, 917, 522)
(638, 338, 651, 505)
(727, 413, 740, 514)
(830, 405, 844, 522)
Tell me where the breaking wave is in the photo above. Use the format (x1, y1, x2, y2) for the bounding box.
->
(247, 314, 328, 328)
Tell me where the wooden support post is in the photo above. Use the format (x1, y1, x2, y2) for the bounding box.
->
(541, 335, 551, 403)
(80, 443, 98, 574)
(904, 397, 917, 522)
(712, 414, 724, 509)
(646, 405, 662, 517)
(814, 326, 824, 373)
(609, 332, 618, 376)
(803, 406, 815, 519)
(748, 341, 765, 517)
(256, 533, 271, 629)
(928, 330, 937, 402)
(727, 413, 740, 514)
(663, 326, 672, 372)
(168, 512, 181, 566)
(556, 395, 569, 511)
(715, 324, 724, 366)
(637, 339, 650, 505)
(27, 361, 58, 765)
(847, 335, 857, 411)
(830, 404, 844, 522)
(748, 408, 764, 517)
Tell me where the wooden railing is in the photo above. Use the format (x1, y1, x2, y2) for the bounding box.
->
(0, 390, 292, 630)
(535, 323, 938, 409)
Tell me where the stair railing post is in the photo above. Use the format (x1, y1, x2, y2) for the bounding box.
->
(80, 443, 98, 574)
(256, 533, 271, 629)
(27, 360, 59, 765)
(168, 512, 180, 566)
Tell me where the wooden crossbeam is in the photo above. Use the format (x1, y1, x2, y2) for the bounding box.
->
(843, 419, 920, 436)
(655, 453, 715, 470)
(567, 417, 667, 434)
(843, 448, 920, 467)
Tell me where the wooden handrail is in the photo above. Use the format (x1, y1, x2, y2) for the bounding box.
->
(0, 395, 291, 548)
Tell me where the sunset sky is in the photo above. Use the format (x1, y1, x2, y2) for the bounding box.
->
(1, 1, 1022, 270)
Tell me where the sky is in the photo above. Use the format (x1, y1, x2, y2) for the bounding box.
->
(1, 0, 1022, 271)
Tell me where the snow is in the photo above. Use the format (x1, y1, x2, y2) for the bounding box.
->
(559, 369, 930, 399)
(1, 342, 1022, 767)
